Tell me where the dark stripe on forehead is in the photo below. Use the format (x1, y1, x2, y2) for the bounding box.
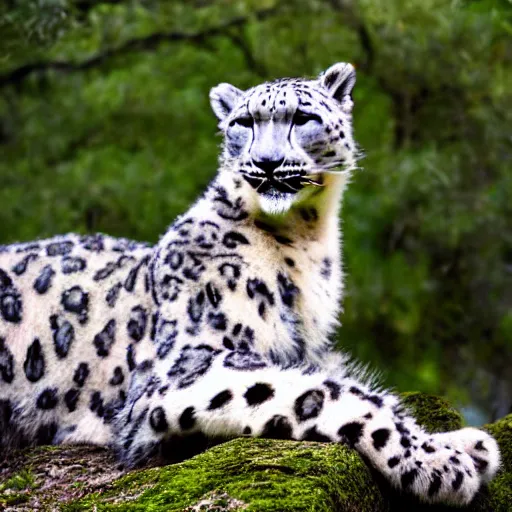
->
(295, 87, 331, 102)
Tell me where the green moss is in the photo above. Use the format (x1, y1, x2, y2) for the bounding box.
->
(62, 439, 384, 511)
(486, 414, 512, 474)
(0, 493, 30, 506)
(401, 392, 464, 432)
(0, 468, 37, 508)
(0, 469, 36, 492)
(478, 414, 512, 512)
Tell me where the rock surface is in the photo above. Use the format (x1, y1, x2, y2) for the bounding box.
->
(0, 393, 510, 511)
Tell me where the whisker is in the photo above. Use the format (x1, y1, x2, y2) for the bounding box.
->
(300, 178, 325, 187)
(319, 163, 357, 174)
(255, 180, 267, 192)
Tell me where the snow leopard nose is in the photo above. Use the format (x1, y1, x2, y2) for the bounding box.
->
(252, 157, 285, 175)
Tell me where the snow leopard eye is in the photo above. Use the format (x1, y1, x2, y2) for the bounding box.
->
(293, 111, 322, 126)
(229, 116, 254, 129)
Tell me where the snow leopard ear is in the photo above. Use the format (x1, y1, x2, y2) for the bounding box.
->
(209, 83, 244, 123)
(319, 63, 356, 114)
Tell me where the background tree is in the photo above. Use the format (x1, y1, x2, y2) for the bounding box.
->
(1, 0, 511, 422)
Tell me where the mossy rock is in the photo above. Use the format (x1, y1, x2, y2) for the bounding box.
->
(0, 394, 510, 511)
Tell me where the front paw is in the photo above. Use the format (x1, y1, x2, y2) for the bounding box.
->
(113, 403, 161, 467)
(113, 363, 168, 467)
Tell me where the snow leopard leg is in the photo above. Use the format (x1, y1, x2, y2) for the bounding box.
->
(113, 352, 500, 506)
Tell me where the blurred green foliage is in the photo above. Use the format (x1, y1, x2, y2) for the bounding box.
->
(1, 0, 511, 421)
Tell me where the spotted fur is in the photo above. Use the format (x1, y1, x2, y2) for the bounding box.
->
(0, 63, 500, 505)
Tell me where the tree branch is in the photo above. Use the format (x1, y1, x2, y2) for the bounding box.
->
(226, 29, 268, 78)
(0, 7, 279, 89)
(322, 0, 374, 72)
